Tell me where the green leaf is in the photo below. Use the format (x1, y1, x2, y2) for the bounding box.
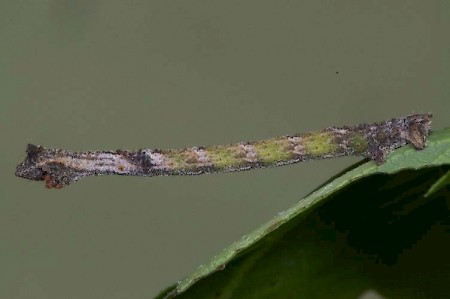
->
(424, 169, 450, 198)
(157, 128, 450, 299)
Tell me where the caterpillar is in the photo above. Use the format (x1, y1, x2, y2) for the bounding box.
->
(15, 113, 432, 189)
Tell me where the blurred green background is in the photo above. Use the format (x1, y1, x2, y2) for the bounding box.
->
(1, 1, 449, 298)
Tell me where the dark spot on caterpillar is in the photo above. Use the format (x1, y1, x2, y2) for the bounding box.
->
(116, 149, 153, 171)
(26, 144, 44, 163)
(131, 150, 153, 172)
